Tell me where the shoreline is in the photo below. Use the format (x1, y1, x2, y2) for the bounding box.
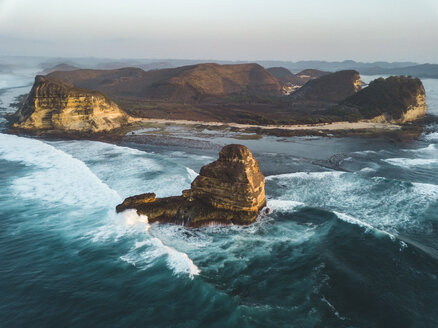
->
(138, 118, 402, 132)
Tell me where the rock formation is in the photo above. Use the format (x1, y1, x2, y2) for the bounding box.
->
(10, 75, 135, 134)
(116, 144, 266, 227)
(342, 76, 427, 123)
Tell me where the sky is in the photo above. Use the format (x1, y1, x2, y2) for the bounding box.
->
(0, 0, 437, 62)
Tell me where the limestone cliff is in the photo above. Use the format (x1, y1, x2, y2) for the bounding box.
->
(10, 75, 135, 133)
(116, 144, 266, 227)
(342, 76, 427, 123)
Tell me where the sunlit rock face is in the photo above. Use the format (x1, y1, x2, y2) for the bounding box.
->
(116, 144, 267, 227)
(10, 75, 134, 133)
(343, 76, 427, 124)
(190, 144, 266, 212)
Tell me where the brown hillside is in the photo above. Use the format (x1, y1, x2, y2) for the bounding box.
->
(297, 69, 330, 79)
(48, 63, 281, 102)
(289, 70, 362, 102)
(267, 67, 306, 85)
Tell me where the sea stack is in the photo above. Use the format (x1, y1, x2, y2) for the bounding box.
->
(10, 75, 135, 134)
(116, 144, 267, 227)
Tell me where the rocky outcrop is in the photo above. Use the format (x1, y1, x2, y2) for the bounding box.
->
(10, 75, 135, 133)
(116, 144, 266, 227)
(341, 76, 427, 123)
(290, 70, 361, 102)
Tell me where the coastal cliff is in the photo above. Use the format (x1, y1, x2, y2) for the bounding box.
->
(10, 75, 135, 134)
(116, 144, 267, 227)
(338, 76, 427, 123)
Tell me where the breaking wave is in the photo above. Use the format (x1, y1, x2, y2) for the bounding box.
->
(0, 134, 199, 278)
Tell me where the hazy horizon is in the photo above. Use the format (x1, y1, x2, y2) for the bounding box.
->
(1, 0, 437, 63)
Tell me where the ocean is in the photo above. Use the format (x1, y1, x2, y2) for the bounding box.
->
(0, 71, 437, 327)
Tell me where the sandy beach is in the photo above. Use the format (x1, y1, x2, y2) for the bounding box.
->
(139, 118, 402, 131)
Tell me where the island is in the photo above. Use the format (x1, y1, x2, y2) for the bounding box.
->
(8, 63, 428, 137)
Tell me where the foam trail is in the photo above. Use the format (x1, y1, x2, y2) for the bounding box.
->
(149, 237, 200, 278)
(266, 171, 344, 181)
(118, 211, 200, 278)
(333, 211, 406, 248)
(383, 158, 437, 167)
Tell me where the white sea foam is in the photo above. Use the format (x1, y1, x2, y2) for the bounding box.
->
(423, 132, 438, 141)
(359, 167, 376, 173)
(1, 134, 200, 279)
(267, 199, 305, 212)
(412, 182, 438, 198)
(0, 134, 121, 207)
(186, 167, 198, 181)
(50, 139, 195, 199)
(383, 158, 437, 167)
(266, 171, 344, 181)
(266, 169, 436, 234)
(333, 211, 396, 240)
(404, 144, 437, 153)
(352, 150, 378, 155)
(121, 236, 200, 278)
(170, 151, 214, 161)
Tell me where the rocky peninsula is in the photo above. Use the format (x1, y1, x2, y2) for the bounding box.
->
(116, 144, 267, 227)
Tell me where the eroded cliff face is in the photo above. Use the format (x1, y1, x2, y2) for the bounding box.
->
(342, 76, 427, 124)
(362, 93, 427, 124)
(11, 75, 135, 133)
(116, 144, 267, 227)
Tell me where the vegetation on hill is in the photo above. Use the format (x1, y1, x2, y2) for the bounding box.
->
(48, 63, 282, 102)
(289, 70, 361, 102)
(342, 76, 425, 119)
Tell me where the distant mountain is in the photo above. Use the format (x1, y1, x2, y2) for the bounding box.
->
(361, 64, 438, 79)
(48, 63, 282, 102)
(95, 61, 175, 71)
(40, 63, 80, 75)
